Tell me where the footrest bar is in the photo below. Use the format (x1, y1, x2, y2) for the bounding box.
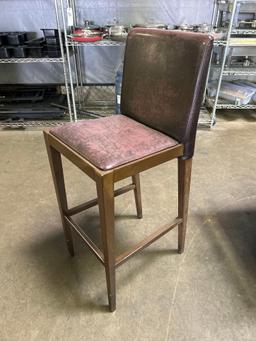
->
(67, 183, 136, 216)
(115, 217, 182, 268)
(64, 215, 104, 265)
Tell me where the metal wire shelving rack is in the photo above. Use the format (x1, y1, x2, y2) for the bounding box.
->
(205, 0, 256, 127)
(54, 0, 126, 122)
(66, 40, 125, 47)
(0, 1, 75, 128)
(0, 117, 70, 129)
(0, 53, 72, 128)
(0, 57, 63, 64)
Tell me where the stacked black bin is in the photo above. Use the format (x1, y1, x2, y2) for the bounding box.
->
(41, 29, 62, 58)
(0, 30, 62, 59)
(0, 32, 29, 58)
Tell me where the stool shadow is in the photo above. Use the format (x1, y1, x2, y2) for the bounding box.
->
(25, 212, 178, 313)
(195, 208, 256, 308)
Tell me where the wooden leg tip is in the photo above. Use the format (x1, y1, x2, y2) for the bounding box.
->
(108, 296, 116, 312)
(178, 248, 184, 254)
(108, 304, 116, 312)
(67, 245, 75, 257)
(137, 213, 143, 219)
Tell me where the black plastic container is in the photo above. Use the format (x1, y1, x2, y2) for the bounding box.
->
(41, 29, 59, 37)
(0, 85, 66, 120)
(0, 47, 11, 58)
(0, 33, 8, 46)
(46, 44, 60, 51)
(12, 46, 28, 58)
(27, 46, 44, 58)
(7, 32, 27, 46)
(45, 37, 60, 46)
(47, 49, 61, 58)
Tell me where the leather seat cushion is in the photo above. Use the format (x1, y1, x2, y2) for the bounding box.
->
(50, 115, 178, 170)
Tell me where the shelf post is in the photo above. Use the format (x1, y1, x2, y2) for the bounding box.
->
(209, 0, 238, 127)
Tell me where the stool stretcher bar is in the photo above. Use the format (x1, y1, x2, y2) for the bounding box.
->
(65, 213, 182, 269)
(67, 183, 135, 216)
(115, 217, 182, 268)
(65, 215, 105, 264)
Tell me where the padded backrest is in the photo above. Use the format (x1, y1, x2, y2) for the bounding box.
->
(121, 28, 213, 159)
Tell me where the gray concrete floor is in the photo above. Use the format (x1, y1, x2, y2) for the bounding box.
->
(0, 115, 256, 341)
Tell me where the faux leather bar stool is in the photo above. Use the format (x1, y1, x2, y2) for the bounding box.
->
(44, 29, 213, 312)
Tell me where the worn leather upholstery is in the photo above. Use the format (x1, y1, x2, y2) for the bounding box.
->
(121, 29, 213, 159)
(50, 29, 213, 170)
(50, 115, 178, 170)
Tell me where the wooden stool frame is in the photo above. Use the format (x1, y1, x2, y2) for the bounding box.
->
(44, 130, 192, 312)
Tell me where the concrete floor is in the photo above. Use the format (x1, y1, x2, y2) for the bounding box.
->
(0, 115, 256, 341)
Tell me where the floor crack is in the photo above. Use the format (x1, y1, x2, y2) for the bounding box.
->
(164, 225, 201, 341)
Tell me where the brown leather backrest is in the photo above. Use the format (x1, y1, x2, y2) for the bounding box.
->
(121, 28, 213, 159)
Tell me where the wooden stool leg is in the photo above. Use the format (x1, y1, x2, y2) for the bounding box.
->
(132, 174, 143, 219)
(96, 173, 116, 312)
(178, 158, 192, 254)
(44, 136, 74, 257)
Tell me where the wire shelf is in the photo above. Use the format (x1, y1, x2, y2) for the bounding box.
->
(232, 29, 256, 35)
(214, 38, 256, 47)
(229, 38, 256, 46)
(0, 119, 68, 129)
(212, 65, 256, 75)
(67, 39, 125, 47)
(237, 0, 256, 3)
(0, 58, 63, 64)
(213, 40, 227, 46)
(206, 97, 256, 109)
(216, 103, 256, 109)
(222, 67, 256, 75)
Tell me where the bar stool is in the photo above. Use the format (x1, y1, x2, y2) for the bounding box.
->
(44, 28, 213, 312)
